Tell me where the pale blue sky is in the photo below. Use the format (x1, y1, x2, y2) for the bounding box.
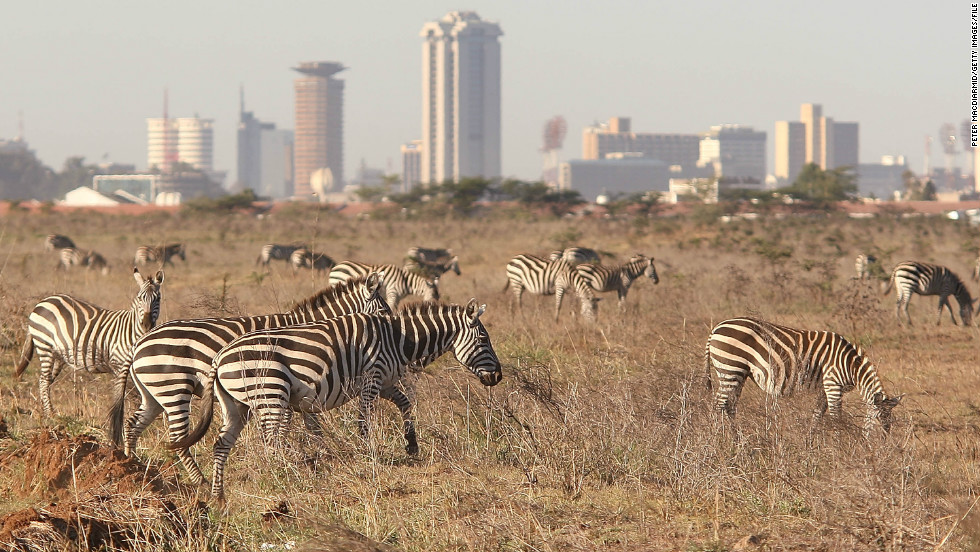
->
(0, 1, 966, 185)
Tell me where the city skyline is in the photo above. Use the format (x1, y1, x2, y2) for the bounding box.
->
(0, 2, 966, 186)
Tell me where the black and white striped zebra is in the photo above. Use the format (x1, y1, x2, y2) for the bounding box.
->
(135, 243, 186, 267)
(884, 261, 975, 326)
(289, 248, 335, 273)
(116, 273, 390, 484)
(172, 299, 502, 502)
(256, 244, 306, 267)
(559, 254, 658, 319)
(329, 261, 439, 308)
(405, 246, 453, 264)
(404, 255, 460, 279)
(59, 247, 109, 275)
(503, 254, 595, 321)
(854, 254, 878, 280)
(549, 247, 601, 266)
(15, 268, 165, 417)
(44, 234, 75, 252)
(705, 316, 902, 434)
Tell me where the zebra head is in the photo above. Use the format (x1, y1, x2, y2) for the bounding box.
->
(132, 268, 165, 331)
(631, 254, 659, 284)
(363, 271, 392, 315)
(870, 392, 903, 434)
(451, 299, 502, 387)
(174, 243, 187, 262)
(446, 256, 461, 276)
(960, 300, 975, 326)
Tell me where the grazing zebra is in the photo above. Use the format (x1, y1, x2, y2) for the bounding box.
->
(329, 261, 439, 308)
(549, 247, 601, 266)
(884, 261, 975, 326)
(854, 254, 878, 280)
(705, 316, 902, 435)
(116, 273, 390, 484)
(135, 243, 186, 267)
(15, 268, 165, 417)
(405, 246, 453, 264)
(256, 244, 305, 267)
(404, 255, 461, 279)
(289, 248, 335, 273)
(59, 247, 109, 275)
(172, 299, 502, 502)
(503, 254, 593, 320)
(44, 234, 75, 252)
(558, 254, 658, 319)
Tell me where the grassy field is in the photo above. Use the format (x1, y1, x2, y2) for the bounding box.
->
(0, 205, 978, 551)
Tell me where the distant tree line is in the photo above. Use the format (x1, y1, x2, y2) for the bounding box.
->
(0, 149, 131, 201)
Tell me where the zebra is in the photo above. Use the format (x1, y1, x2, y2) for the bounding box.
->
(884, 261, 975, 326)
(854, 254, 878, 280)
(135, 243, 186, 267)
(503, 254, 594, 320)
(15, 268, 165, 417)
(404, 255, 461, 280)
(44, 234, 75, 252)
(705, 316, 902, 435)
(329, 261, 439, 308)
(405, 246, 453, 264)
(289, 248, 335, 273)
(257, 244, 305, 267)
(171, 299, 502, 502)
(549, 247, 601, 266)
(116, 273, 390, 484)
(59, 247, 109, 275)
(557, 255, 658, 320)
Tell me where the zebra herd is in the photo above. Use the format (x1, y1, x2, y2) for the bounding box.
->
(11, 234, 980, 505)
(45, 234, 188, 275)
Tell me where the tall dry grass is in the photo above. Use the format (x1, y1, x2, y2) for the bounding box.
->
(0, 206, 978, 551)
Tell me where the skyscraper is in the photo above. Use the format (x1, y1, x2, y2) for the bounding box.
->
(775, 104, 859, 185)
(420, 11, 502, 184)
(293, 61, 345, 198)
(237, 90, 294, 199)
(774, 121, 806, 184)
(146, 116, 213, 173)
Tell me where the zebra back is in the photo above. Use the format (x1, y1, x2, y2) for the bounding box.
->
(135, 243, 186, 266)
(330, 261, 439, 307)
(706, 316, 901, 431)
(257, 244, 304, 266)
(505, 254, 574, 296)
(45, 234, 75, 252)
(549, 247, 601, 266)
(575, 255, 658, 293)
(404, 255, 460, 279)
(406, 246, 453, 264)
(60, 248, 109, 275)
(290, 248, 335, 272)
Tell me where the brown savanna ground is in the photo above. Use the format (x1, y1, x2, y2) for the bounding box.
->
(0, 203, 978, 551)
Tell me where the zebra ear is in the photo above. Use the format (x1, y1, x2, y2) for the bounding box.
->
(155, 270, 165, 284)
(432, 276, 440, 286)
(133, 267, 144, 284)
(366, 272, 382, 293)
(465, 298, 486, 320)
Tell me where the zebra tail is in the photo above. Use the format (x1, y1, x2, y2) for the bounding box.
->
(168, 378, 215, 451)
(14, 335, 34, 378)
(882, 271, 895, 296)
(501, 279, 511, 293)
(703, 341, 713, 392)
(107, 375, 128, 446)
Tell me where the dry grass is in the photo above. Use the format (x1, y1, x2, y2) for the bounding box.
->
(0, 206, 978, 551)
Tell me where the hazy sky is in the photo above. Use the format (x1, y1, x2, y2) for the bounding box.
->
(0, 2, 966, 185)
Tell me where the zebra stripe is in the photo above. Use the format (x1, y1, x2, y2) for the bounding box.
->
(404, 255, 460, 279)
(119, 273, 390, 484)
(44, 234, 75, 252)
(884, 260, 975, 326)
(406, 246, 453, 264)
(504, 254, 592, 320)
(257, 244, 305, 267)
(563, 255, 658, 318)
(289, 248, 335, 272)
(173, 300, 501, 502)
(135, 243, 186, 267)
(854, 254, 877, 280)
(329, 261, 439, 308)
(15, 268, 165, 418)
(59, 247, 109, 275)
(548, 247, 601, 266)
(705, 316, 902, 434)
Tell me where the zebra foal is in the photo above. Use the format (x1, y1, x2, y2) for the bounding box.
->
(329, 261, 439, 308)
(135, 243, 186, 267)
(561, 254, 658, 319)
(705, 317, 902, 435)
(15, 268, 165, 417)
(173, 300, 502, 502)
(118, 274, 389, 484)
(884, 261, 975, 326)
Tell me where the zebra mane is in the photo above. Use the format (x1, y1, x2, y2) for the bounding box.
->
(287, 275, 371, 312)
(395, 300, 463, 317)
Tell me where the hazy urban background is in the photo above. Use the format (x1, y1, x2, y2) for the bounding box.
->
(0, 1, 970, 204)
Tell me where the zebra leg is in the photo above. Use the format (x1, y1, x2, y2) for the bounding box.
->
(898, 295, 913, 325)
(938, 295, 956, 325)
(617, 289, 628, 311)
(302, 412, 325, 437)
(124, 375, 166, 456)
(166, 400, 209, 486)
(380, 386, 417, 455)
(554, 283, 566, 321)
(358, 372, 385, 443)
(824, 383, 843, 419)
(808, 393, 829, 445)
(38, 356, 60, 417)
(212, 384, 249, 503)
(713, 369, 745, 418)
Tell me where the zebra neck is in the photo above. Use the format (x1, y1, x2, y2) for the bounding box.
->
(853, 359, 884, 404)
(954, 283, 974, 308)
(393, 312, 458, 365)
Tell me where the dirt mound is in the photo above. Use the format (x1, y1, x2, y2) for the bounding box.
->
(0, 429, 200, 551)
